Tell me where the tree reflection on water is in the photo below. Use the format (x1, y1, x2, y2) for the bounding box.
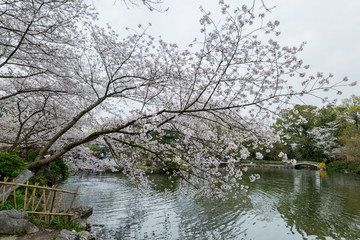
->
(61, 169, 360, 239)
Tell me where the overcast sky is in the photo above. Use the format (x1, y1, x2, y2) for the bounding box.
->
(93, 0, 360, 106)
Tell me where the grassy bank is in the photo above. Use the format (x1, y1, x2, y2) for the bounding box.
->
(0, 188, 85, 238)
(326, 162, 360, 174)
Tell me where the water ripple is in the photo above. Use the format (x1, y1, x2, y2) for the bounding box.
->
(59, 169, 360, 240)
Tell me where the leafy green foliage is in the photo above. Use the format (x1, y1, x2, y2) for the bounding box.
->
(0, 190, 24, 211)
(87, 143, 109, 154)
(0, 190, 84, 232)
(256, 141, 289, 162)
(28, 174, 47, 188)
(0, 151, 26, 179)
(50, 157, 69, 178)
(29, 214, 85, 232)
(26, 150, 39, 162)
(25, 150, 70, 186)
(273, 105, 341, 162)
(164, 160, 182, 171)
(336, 95, 360, 164)
(339, 127, 360, 163)
(272, 96, 360, 166)
(327, 162, 360, 173)
(338, 94, 360, 128)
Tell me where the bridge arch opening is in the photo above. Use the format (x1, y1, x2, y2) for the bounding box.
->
(294, 164, 319, 170)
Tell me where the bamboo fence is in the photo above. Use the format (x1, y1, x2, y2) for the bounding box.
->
(0, 177, 79, 224)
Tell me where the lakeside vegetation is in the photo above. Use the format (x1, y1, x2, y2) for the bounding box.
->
(0, 186, 84, 238)
(0, 150, 69, 186)
(125, 95, 360, 174)
(0, 188, 84, 232)
(261, 95, 360, 173)
(0, 151, 82, 237)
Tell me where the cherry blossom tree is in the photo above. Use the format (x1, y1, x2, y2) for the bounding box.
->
(0, 0, 98, 152)
(0, 0, 355, 198)
(120, 0, 166, 12)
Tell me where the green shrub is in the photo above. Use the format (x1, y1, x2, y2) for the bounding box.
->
(164, 160, 183, 172)
(28, 157, 70, 187)
(27, 150, 70, 179)
(0, 149, 69, 185)
(26, 150, 39, 162)
(28, 214, 85, 231)
(29, 173, 47, 187)
(0, 151, 26, 179)
(0, 189, 84, 231)
(327, 161, 360, 173)
(50, 157, 69, 178)
(0, 189, 26, 211)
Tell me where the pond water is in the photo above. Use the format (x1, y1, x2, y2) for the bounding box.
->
(60, 168, 360, 240)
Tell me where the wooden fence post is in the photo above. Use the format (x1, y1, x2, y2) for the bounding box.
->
(24, 181, 29, 210)
(1, 177, 9, 206)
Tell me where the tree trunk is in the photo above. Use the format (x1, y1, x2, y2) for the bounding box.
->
(0, 169, 34, 200)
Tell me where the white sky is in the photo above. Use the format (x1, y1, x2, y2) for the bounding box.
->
(93, 0, 360, 105)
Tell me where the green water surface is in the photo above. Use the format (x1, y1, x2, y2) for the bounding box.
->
(60, 168, 360, 239)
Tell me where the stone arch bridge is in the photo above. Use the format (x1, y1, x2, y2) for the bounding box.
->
(293, 161, 324, 170)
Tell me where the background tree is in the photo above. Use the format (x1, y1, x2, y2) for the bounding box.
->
(337, 95, 360, 163)
(338, 95, 360, 129)
(273, 105, 341, 162)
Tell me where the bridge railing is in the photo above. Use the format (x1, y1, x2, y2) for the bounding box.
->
(294, 161, 326, 169)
